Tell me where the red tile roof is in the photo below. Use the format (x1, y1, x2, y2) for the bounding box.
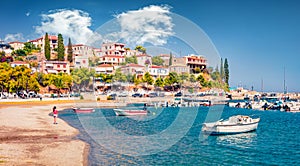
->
(11, 61, 29, 64)
(102, 55, 125, 58)
(149, 65, 163, 69)
(8, 41, 24, 44)
(136, 54, 151, 57)
(126, 63, 144, 67)
(97, 64, 113, 67)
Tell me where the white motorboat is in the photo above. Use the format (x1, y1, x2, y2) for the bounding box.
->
(202, 115, 260, 135)
(113, 109, 148, 116)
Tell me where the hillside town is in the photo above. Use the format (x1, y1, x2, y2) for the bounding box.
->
(0, 33, 229, 100)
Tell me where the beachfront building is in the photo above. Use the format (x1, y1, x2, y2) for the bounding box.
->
(41, 61, 70, 74)
(8, 41, 24, 50)
(98, 55, 125, 66)
(136, 54, 152, 66)
(148, 65, 169, 78)
(169, 65, 190, 74)
(95, 64, 114, 74)
(101, 42, 126, 56)
(10, 61, 30, 68)
(28, 35, 57, 53)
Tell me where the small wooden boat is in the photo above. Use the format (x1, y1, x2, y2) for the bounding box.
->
(73, 107, 94, 113)
(113, 109, 148, 116)
(202, 115, 260, 135)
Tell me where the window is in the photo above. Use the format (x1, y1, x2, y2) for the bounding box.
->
(57, 64, 60, 68)
(83, 60, 86, 64)
(63, 65, 66, 68)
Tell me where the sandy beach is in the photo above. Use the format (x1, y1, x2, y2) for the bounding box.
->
(0, 101, 89, 165)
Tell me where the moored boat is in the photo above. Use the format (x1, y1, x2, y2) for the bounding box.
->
(113, 108, 148, 116)
(202, 115, 260, 135)
(73, 107, 94, 113)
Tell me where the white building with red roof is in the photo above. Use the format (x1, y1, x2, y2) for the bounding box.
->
(41, 61, 70, 74)
(148, 65, 169, 78)
(184, 54, 207, 73)
(28, 35, 57, 53)
(9, 41, 24, 50)
(95, 64, 115, 74)
(101, 42, 125, 56)
(99, 55, 125, 66)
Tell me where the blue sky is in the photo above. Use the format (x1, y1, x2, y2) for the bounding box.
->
(1, 0, 300, 92)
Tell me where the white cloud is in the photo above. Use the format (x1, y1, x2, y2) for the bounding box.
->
(25, 12, 30, 16)
(4, 33, 24, 42)
(114, 5, 174, 46)
(35, 9, 99, 44)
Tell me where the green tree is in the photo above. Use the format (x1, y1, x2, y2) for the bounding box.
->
(154, 77, 164, 87)
(134, 45, 146, 54)
(211, 66, 221, 81)
(0, 63, 12, 94)
(113, 68, 127, 82)
(125, 55, 138, 64)
(152, 56, 164, 66)
(189, 74, 196, 82)
(220, 58, 224, 81)
(71, 68, 94, 92)
(57, 34, 65, 61)
(52, 73, 65, 97)
(133, 74, 140, 86)
(169, 52, 173, 66)
(44, 33, 51, 60)
(224, 58, 229, 85)
(28, 74, 40, 93)
(11, 49, 26, 56)
(67, 37, 73, 63)
(179, 73, 189, 82)
(143, 72, 154, 85)
(197, 74, 207, 87)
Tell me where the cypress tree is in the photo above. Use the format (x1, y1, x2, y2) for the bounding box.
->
(57, 34, 65, 61)
(220, 58, 224, 81)
(44, 33, 51, 60)
(67, 38, 73, 63)
(224, 58, 229, 85)
(169, 52, 173, 66)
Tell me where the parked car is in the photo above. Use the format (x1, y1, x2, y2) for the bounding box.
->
(148, 92, 158, 98)
(118, 92, 128, 97)
(158, 92, 165, 97)
(132, 93, 143, 98)
(28, 91, 37, 98)
(17, 92, 27, 99)
(107, 93, 117, 100)
(174, 92, 182, 97)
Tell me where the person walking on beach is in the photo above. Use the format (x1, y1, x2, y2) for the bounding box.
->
(53, 106, 58, 124)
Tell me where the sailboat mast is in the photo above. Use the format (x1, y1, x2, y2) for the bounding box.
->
(284, 67, 286, 94)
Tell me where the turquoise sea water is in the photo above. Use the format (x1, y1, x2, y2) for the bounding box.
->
(59, 106, 300, 165)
